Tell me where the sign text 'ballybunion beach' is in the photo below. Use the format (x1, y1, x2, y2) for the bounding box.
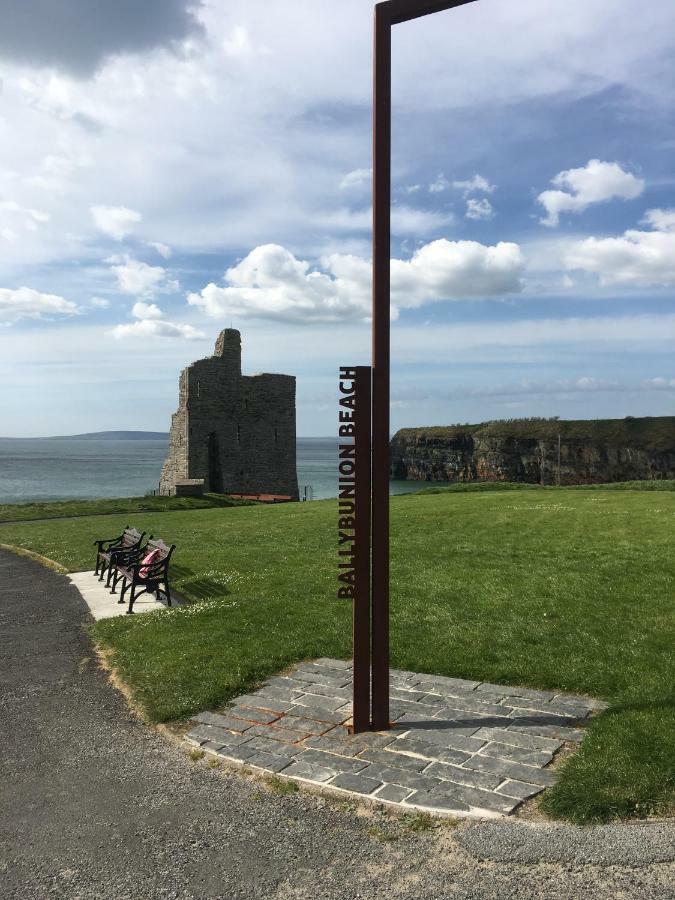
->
(338, 366, 372, 732)
(337, 366, 358, 599)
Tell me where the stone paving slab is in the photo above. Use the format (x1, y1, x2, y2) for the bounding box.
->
(69, 570, 174, 620)
(184, 659, 607, 819)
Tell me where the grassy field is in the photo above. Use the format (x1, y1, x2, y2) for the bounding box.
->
(0, 493, 253, 523)
(394, 415, 675, 451)
(0, 485, 672, 824)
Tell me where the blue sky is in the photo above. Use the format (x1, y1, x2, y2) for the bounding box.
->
(0, 0, 673, 437)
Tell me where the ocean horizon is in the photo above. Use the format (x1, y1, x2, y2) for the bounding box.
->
(0, 436, 420, 505)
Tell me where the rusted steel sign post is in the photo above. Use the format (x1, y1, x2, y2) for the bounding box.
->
(337, 367, 372, 733)
(340, 0, 478, 733)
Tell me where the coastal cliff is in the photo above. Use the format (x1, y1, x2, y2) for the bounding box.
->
(390, 417, 675, 485)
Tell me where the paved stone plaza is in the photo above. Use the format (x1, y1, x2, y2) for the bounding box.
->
(185, 659, 606, 817)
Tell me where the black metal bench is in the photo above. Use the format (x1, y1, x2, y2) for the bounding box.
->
(113, 538, 176, 614)
(94, 526, 145, 587)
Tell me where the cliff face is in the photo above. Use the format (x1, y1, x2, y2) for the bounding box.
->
(390, 417, 675, 485)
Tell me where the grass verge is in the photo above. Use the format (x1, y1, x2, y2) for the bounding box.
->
(0, 493, 254, 523)
(0, 542, 68, 574)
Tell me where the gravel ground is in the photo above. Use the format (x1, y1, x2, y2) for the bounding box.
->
(1, 548, 673, 900)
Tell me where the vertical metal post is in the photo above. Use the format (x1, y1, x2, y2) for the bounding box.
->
(371, 4, 392, 731)
(352, 366, 372, 732)
(353, 0, 477, 731)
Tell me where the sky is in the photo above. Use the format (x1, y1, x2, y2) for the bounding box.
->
(0, 0, 674, 437)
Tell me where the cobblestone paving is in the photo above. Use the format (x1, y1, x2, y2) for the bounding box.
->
(185, 659, 607, 818)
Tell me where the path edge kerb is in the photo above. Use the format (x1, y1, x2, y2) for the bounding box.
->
(0, 542, 68, 574)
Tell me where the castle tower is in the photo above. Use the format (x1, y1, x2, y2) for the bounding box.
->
(159, 330, 299, 500)
(214, 328, 242, 376)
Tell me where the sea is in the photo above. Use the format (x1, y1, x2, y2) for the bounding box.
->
(0, 437, 421, 505)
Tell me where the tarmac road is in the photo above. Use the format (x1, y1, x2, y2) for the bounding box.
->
(1, 548, 673, 900)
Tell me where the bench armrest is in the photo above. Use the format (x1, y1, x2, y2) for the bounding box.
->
(94, 536, 123, 550)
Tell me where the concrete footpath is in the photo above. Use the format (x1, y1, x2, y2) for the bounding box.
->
(1, 548, 673, 900)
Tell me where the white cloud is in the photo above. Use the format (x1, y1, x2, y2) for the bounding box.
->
(393, 206, 454, 235)
(642, 377, 675, 389)
(641, 208, 675, 232)
(0, 200, 50, 223)
(27, 152, 90, 195)
(0, 286, 78, 324)
(564, 220, 675, 286)
(110, 319, 206, 340)
(538, 159, 645, 227)
(0, 200, 50, 245)
(132, 301, 163, 320)
(108, 256, 177, 297)
(429, 174, 451, 193)
(112, 292, 205, 340)
(91, 205, 142, 240)
(430, 173, 495, 198)
(339, 168, 372, 190)
(90, 297, 110, 308)
(453, 174, 495, 196)
(188, 244, 371, 324)
(147, 241, 172, 259)
(222, 25, 256, 59)
(187, 238, 524, 324)
(390, 239, 524, 308)
(316, 205, 454, 237)
(0, 0, 673, 278)
(466, 198, 494, 220)
(2, 0, 675, 434)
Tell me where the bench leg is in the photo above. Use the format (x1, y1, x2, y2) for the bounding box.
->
(119, 578, 129, 605)
(99, 560, 107, 581)
(94, 555, 100, 576)
(127, 582, 137, 614)
(164, 578, 172, 607)
(111, 568, 123, 594)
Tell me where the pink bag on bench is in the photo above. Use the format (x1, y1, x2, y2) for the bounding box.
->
(139, 548, 161, 579)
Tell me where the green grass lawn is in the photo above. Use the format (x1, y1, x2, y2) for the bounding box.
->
(0, 485, 673, 824)
(0, 492, 254, 523)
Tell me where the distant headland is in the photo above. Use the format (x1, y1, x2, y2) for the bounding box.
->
(0, 431, 170, 441)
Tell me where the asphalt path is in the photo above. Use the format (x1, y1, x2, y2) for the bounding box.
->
(1, 548, 673, 900)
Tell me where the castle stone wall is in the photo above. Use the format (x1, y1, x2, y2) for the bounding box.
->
(159, 329, 299, 499)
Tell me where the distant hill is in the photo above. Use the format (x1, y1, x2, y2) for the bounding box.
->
(48, 431, 170, 441)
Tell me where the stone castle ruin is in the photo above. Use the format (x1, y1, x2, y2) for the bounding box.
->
(159, 329, 299, 500)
